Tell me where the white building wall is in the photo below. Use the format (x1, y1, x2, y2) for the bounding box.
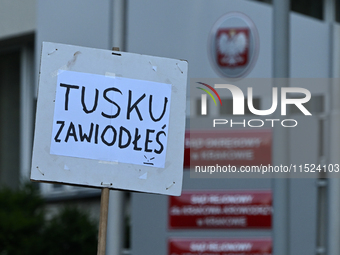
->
(126, 0, 273, 79)
(290, 12, 330, 78)
(0, 0, 36, 39)
(127, 1, 329, 255)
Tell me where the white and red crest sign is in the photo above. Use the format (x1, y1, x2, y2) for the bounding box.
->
(216, 28, 249, 68)
(209, 12, 259, 78)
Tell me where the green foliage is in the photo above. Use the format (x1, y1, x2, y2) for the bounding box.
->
(41, 207, 97, 255)
(0, 184, 98, 255)
(0, 184, 45, 255)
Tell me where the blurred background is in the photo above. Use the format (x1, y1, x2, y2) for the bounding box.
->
(1, 0, 340, 254)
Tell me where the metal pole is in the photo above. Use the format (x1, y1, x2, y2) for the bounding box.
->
(106, 1, 126, 254)
(272, 0, 290, 255)
(328, 78, 340, 255)
(107, 190, 125, 255)
(327, 178, 340, 255)
(273, 0, 290, 78)
(20, 46, 34, 180)
(324, 1, 340, 254)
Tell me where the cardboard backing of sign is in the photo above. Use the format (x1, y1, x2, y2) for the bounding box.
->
(31, 42, 188, 196)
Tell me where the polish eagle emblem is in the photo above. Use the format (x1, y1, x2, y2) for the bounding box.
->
(216, 28, 249, 67)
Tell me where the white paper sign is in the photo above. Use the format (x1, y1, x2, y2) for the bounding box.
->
(50, 70, 171, 168)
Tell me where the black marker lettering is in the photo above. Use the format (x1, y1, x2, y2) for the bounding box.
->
(65, 122, 78, 142)
(60, 83, 79, 111)
(119, 126, 131, 149)
(149, 95, 168, 122)
(101, 125, 117, 146)
(81, 86, 98, 114)
(95, 124, 99, 144)
(78, 123, 94, 142)
(132, 128, 142, 151)
(102, 87, 122, 118)
(54, 121, 65, 142)
(154, 131, 166, 154)
(127, 90, 145, 120)
(144, 129, 155, 152)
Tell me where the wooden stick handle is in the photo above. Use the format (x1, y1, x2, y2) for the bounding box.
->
(97, 187, 110, 255)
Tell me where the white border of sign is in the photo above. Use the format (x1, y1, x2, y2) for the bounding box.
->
(31, 42, 188, 196)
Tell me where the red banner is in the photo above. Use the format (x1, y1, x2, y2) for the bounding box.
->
(169, 191, 272, 229)
(184, 130, 272, 168)
(169, 238, 272, 255)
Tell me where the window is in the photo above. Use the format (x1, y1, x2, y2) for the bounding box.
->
(336, 0, 340, 22)
(253, 0, 324, 20)
(291, 0, 323, 20)
(0, 50, 21, 189)
(0, 35, 34, 190)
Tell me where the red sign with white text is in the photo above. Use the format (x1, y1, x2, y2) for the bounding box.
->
(184, 130, 272, 168)
(169, 191, 272, 229)
(169, 238, 272, 255)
